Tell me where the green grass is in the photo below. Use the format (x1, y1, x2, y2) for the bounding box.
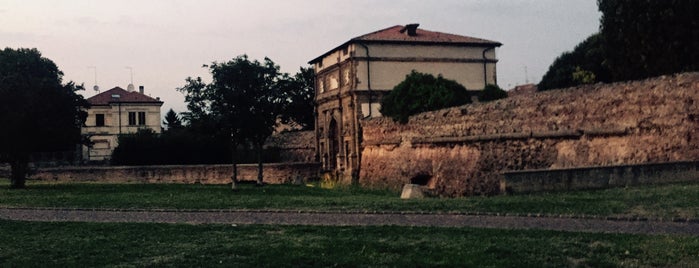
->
(0, 181, 698, 219)
(0, 219, 697, 267)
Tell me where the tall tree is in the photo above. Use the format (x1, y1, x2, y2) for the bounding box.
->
(538, 33, 611, 91)
(179, 55, 286, 187)
(279, 66, 315, 130)
(380, 71, 471, 124)
(0, 48, 88, 188)
(162, 108, 183, 131)
(598, 0, 699, 81)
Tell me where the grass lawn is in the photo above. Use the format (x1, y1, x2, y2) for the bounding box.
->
(0, 181, 697, 219)
(0, 219, 697, 267)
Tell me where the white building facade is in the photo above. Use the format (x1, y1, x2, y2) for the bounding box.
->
(81, 86, 163, 162)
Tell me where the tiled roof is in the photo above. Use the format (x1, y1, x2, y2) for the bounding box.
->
(87, 87, 163, 105)
(310, 24, 501, 63)
(353, 25, 501, 45)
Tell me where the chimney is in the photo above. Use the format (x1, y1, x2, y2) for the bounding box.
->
(139, 85, 144, 94)
(400, 23, 420, 36)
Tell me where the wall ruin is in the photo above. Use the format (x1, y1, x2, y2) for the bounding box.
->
(265, 130, 316, 163)
(359, 73, 699, 196)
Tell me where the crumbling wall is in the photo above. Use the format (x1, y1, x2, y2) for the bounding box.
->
(265, 130, 316, 163)
(360, 73, 699, 196)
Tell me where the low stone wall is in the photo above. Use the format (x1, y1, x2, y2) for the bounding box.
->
(501, 161, 699, 194)
(360, 72, 699, 196)
(29, 163, 321, 184)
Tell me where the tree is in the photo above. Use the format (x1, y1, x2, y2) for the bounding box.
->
(538, 33, 611, 91)
(179, 55, 286, 188)
(162, 109, 183, 131)
(0, 48, 88, 188)
(380, 71, 471, 124)
(279, 67, 315, 130)
(478, 84, 508, 102)
(598, 0, 699, 82)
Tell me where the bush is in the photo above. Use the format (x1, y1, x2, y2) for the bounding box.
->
(478, 84, 508, 102)
(111, 129, 279, 166)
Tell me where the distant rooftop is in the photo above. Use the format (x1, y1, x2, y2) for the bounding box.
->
(87, 87, 162, 105)
(310, 24, 502, 64)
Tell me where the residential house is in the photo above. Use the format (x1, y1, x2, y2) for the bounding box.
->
(82, 86, 163, 162)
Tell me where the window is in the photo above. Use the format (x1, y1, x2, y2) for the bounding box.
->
(95, 114, 105, 127)
(138, 112, 146, 125)
(128, 112, 136, 126)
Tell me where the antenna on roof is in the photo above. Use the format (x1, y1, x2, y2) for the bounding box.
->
(524, 65, 529, 84)
(88, 66, 99, 92)
(125, 66, 134, 91)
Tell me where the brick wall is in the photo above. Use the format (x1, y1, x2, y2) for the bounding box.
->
(360, 73, 699, 196)
(29, 163, 321, 185)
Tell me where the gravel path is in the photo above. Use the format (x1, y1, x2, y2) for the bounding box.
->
(1, 208, 697, 235)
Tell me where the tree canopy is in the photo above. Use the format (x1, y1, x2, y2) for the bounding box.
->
(278, 67, 315, 130)
(598, 0, 699, 82)
(540, 1, 698, 90)
(0, 48, 88, 188)
(380, 71, 471, 124)
(538, 33, 611, 91)
(162, 109, 183, 131)
(178, 55, 288, 186)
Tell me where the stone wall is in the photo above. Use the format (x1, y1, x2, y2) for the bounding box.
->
(265, 130, 316, 163)
(29, 163, 321, 185)
(502, 161, 699, 194)
(360, 73, 699, 196)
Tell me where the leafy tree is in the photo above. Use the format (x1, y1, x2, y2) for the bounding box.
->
(538, 33, 611, 90)
(279, 67, 315, 130)
(179, 55, 286, 187)
(162, 109, 183, 131)
(598, 0, 699, 82)
(0, 48, 88, 188)
(478, 84, 508, 102)
(380, 71, 471, 124)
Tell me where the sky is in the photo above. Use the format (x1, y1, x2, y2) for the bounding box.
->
(1, 0, 601, 115)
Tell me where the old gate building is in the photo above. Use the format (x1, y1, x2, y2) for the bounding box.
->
(309, 23, 501, 181)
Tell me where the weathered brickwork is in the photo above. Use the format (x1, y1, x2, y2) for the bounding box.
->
(360, 73, 699, 196)
(30, 163, 320, 185)
(265, 130, 316, 163)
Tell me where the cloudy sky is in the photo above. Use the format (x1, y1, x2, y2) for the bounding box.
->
(1, 0, 600, 114)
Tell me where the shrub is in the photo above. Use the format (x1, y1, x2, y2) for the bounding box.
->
(380, 71, 471, 123)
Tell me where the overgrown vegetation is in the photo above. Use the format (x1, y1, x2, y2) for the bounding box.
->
(1, 182, 697, 219)
(0, 220, 696, 267)
(380, 71, 472, 123)
(539, 1, 698, 90)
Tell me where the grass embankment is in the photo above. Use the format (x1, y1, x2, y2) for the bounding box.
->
(0, 220, 697, 267)
(0, 181, 697, 219)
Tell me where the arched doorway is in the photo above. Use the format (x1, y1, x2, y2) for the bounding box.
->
(328, 118, 340, 170)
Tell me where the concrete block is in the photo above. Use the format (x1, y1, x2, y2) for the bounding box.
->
(400, 184, 425, 199)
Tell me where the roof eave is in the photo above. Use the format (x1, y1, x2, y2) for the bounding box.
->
(309, 39, 502, 64)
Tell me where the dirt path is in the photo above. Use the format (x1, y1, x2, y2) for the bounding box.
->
(1, 207, 697, 235)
